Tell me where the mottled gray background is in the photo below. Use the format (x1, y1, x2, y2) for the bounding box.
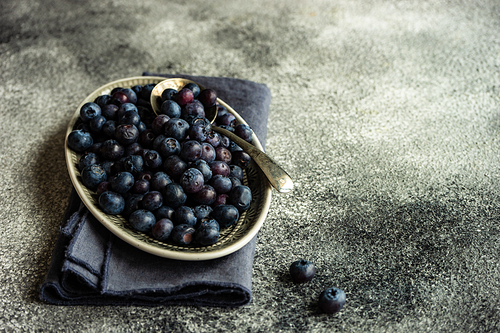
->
(1, 0, 500, 331)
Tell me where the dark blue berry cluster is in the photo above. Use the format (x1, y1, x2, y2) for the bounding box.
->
(67, 82, 254, 247)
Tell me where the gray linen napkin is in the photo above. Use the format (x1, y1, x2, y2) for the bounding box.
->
(39, 73, 271, 307)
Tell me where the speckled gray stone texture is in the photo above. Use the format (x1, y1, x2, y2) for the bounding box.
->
(1, 0, 500, 332)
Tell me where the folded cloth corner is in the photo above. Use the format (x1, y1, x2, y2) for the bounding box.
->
(39, 73, 271, 307)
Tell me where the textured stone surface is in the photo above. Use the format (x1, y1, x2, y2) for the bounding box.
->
(1, 0, 500, 331)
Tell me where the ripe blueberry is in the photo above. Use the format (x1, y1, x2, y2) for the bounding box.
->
(318, 287, 346, 314)
(289, 260, 316, 283)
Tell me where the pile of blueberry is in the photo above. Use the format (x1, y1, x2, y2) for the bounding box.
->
(67, 81, 255, 247)
(289, 260, 346, 314)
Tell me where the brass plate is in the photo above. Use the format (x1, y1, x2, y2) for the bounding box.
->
(65, 76, 272, 261)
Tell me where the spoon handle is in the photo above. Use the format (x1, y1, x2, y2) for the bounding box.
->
(212, 126, 294, 193)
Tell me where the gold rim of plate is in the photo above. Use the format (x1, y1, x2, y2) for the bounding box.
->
(64, 76, 272, 261)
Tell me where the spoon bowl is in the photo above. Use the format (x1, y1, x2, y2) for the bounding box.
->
(150, 78, 293, 193)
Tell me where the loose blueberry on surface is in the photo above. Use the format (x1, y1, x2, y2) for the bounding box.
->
(99, 191, 125, 215)
(128, 209, 156, 232)
(67, 129, 94, 152)
(81, 164, 107, 190)
(289, 259, 316, 283)
(318, 287, 346, 314)
(151, 218, 174, 241)
(171, 224, 195, 245)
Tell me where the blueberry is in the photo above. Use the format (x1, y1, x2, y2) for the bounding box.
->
(217, 113, 236, 127)
(215, 146, 232, 164)
(191, 159, 212, 182)
(193, 205, 213, 224)
(140, 83, 156, 100)
(94, 94, 112, 109)
(173, 206, 197, 226)
(150, 171, 172, 192)
(152, 134, 167, 151)
(289, 260, 316, 283)
(188, 122, 209, 142)
(80, 102, 102, 123)
(78, 152, 100, 172)
(124, 142, 143, 157)
(181, 100, 205, 120)
(98, 191, 125, 215)
(179, 168, 204, 193)
(231, 150, 251, 169)
(120, 88, 138, 105)
(114, 124, 139, 145)
(204, 131, 221, 148)
(117, 102, 138, 119)
(158, 137, 181, 157)
(209, 174, 232, 194)
(191, 184, 216, 205)
(122, 155, 144, 175)
(212, 204, 239, 228)
(229, 185, 252, 212)
(200, 142, 216, 163)
(101, 104, 119, 120)
(143, 150, 162, 169)
(99, 139, 125, 160)
(89, 115, 107, 133)
(173, 88, 194, 106)
(197, 89, 217, 108)
(152, 114, 171, 135)
(131, 179, 150, 194)
(67, 129, 93, 153)
(160, 100, 182, 118)
(198, 218, 219, 231)
(163, 155, 188, 180)
(128, 209, 156, 232)
(119, 110, 141, 127)
(154, 205, 175, 221)
(318, 287, 346, 314)
(209, 160, 230, 177)
(214, 193, 229, 206)
(161, 88, 177, 101)
(171, 224, 195, 245)
(151, 218, 174, 241)
(110, 171, 134, 194)
(234, 124, 253, 142)
(81, 164, 107, 190)
(229, 165, 244, 181)
(102, 120, 118, 138)
(164, 118, 189, 141)
(137, 121, 147, 133)
(122, 194, 143, 218)
(141, 191, 163, 211)
(162, 183, 187, 208)
(180, 140, 202, 162)
(139, 129, 156, 148)
(184, 82, 201, 98)
(194, 223, 219, 246)
(229, 176, 242, 189)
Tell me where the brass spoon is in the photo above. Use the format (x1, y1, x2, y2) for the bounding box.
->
(150, 78, 293, 193)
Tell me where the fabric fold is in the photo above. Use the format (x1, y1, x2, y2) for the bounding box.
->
(40, 73, 271, 307)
